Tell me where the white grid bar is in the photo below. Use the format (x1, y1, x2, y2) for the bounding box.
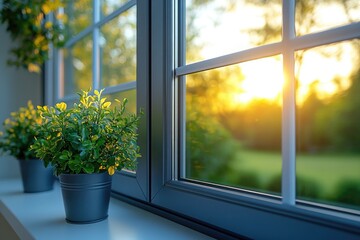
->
(175, 42, 282, 76)
(292, 22, 360, 50)
(102, 81, 137, 95)
(281, 0, 296, 206)
(93, 0, 100, 91)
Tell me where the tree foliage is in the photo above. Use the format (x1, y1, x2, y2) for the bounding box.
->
(0, 0, 66, 72)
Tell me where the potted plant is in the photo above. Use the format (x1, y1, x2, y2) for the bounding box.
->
(0, 101, 54, 193)
(31, 89, 140, 224)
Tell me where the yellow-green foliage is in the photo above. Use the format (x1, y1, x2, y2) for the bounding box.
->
(0, 101, 42, 160)
(31, 89, 140, 176)
(0, 0, 66, 72)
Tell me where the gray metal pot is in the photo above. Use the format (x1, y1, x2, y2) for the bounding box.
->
(19, 159, 54, 193)
(59, 172, 112, 224)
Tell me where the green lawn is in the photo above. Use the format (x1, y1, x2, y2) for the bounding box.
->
(230, 149, 360, 196)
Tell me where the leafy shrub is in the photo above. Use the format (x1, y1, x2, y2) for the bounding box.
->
(31, 89, 140, 176)
(0, 101, 41, 160)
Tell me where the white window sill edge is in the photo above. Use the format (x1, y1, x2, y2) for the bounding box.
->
(0, 179, 213, 240)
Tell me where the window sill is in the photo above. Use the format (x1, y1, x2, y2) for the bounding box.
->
(0, 179, 213, 240)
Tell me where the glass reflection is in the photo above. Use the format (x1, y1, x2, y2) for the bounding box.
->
(64, 0, 92, 36)
(185, 0, 282, 63)
(101, 0, 129, 19)
(185, 56, 283, 194)
(64, 35, 92, 96)
(296, 40, 360, 210)
(295, 0, 360, 36)
(100, 7, 136, 87)
(106, 90, 137, 115)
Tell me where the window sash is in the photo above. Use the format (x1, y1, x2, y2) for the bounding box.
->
(174, 0, 360, 206)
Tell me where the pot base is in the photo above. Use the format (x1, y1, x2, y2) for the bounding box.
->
(65, 215, 108, 224)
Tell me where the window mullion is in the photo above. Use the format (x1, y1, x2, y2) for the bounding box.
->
(93, 0, 100, 90)
(282, 0, 296, 206)
(177, 0, 186, 179)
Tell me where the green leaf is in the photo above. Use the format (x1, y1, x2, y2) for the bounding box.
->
(83, 164, 94, 174)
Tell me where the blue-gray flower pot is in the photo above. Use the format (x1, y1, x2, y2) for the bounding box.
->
(19, 159, 54, 193)
(59, 172, 112, 224)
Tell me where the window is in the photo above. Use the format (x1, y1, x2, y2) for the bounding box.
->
(150, 0, 360, 238)
(175, 0, 360, 210)
(49, 0, 360, 239)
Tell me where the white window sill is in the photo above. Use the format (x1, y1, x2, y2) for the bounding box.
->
(0, 179, 213, 240)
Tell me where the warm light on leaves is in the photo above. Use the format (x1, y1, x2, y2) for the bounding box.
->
(108, 166, 115, 175)
(27, 63, 41, 73)
(102, 102, 111, 109)
(0, 0, 66, 73)
(0, 101, 43, 160)
(31, 89, 140, 176)
(55, 102, 67, 111)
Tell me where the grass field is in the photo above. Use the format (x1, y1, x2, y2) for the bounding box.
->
(229, 149, 360, 196)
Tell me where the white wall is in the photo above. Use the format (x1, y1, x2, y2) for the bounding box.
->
(0, 2, 42, 179)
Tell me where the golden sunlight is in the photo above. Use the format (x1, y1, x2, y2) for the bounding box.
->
(295, 42, 355, 104)
(233, 57, 283, 106)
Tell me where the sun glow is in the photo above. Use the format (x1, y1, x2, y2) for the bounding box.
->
(295, 42, 355, 104)
(226, 43, 355, 109)
(233, 57, 283, 106)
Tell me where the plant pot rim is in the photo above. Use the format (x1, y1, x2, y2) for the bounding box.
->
(60, 172, 110, 176)
(17, 158, 42, 161)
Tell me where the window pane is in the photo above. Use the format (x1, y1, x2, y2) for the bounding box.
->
(295, 0, 360, 36)
(101, 0, 129, 19)
(64, 0, 92, 36)
(184, 56, 283, 194)
(106, 89, 137, 115)
(64, 35, 92, 96)
(296, 39, 360, 210)
(185, 0, 282, 64)
(100, 7, 136, 88)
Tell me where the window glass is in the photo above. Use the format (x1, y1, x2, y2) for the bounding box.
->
(295, 0, 360, 36)
(63, 35, 92, 96)
(100, 7, 136, 88)
(64, 0, 92, 36)
(184, 56, 283, 194)
(101, 0, 130, 19)
(296, 39, 360, 210)
(185, 0, 282, 64)
(106, 89, 137, 115)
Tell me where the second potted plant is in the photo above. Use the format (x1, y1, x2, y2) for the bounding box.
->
(31, 89, 140, 224)
(0, 101, 54, 193)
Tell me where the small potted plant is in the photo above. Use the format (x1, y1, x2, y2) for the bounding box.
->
(31, 89, 140, 224)
(0, 101, 54, 193)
